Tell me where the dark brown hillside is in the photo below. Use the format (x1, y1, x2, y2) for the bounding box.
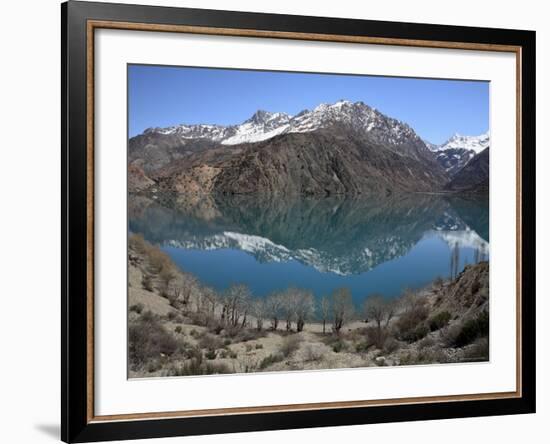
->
(129, 132, 222, 173)
(212, 128, 448, 196)
(445, 147, 489, 193)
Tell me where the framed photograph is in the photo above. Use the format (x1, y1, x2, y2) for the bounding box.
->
(61, 1, 536, 442)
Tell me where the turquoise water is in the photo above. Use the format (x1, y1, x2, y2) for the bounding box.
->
(129, 193, 489, 303)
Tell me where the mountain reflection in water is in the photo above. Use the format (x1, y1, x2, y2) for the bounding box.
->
(129, 193, 489, 303)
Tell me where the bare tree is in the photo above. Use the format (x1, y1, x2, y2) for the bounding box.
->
(331, 287, 354, 334)
(265, 292, 282, 330)
(280, 288, 298, 331)
(481, 244, 489, 262)
(364, 294, 396, 346)
(224, 284, 252, 328)
(450, 242, 460, 279)
(179, 273, 198, 308)
(319, 295, 330, 335)
(294, 290, 315, 332)
(240, 292, 251, 329)
(147, 247, 172, 275)
(202, 286, 218, 316)
(475, 244, 488, 263)
(158, 267, 175, 298)
(251, 298, 267, 331)
(399, 289, 426, 313)
(168, 286, 181, 308)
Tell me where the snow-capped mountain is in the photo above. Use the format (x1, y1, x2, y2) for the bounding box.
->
(433, 148, 477, 176)
(163, 231, 419, 276)
(429, 132, 490, 155)
(427, 132, 490, 176)
(144, 100, 425, 150)
(151, 214, 486, 276)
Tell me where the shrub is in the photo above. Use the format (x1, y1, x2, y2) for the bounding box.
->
(331, 340, 346, 353)
(398, 352, 418, 366)
(146, 360, 161, 373)
(255, 343, 263, 350)
(454, 311, 489, 347)
(167, 359, 201, 376)
(218, 350, 229, 359)
(429, 311, 452, 332)
(279, 335, 302, 357)
(259, 353, 284, 369)
(303, 344, 323, 362)
(222, 325, 241, 339)
(166, 312, 183, 323)
(416, 347, 449, 364)
(198, 333, 224, 351)
(184, 345, 203, 361)
(245, 344, 253, 352)
(365, 325, 388, 349)
(187, 311, 209, 327)
(223, 338, 232, 346)
(382, 337, 400, 354)
(234, 354, 260, 373)
(355, 340, 371, 353)
(129, 303, 144, 314)
(147, 248, 172, 274)
(167, 359, 232, 376)
(463, 337, 490, 361)
(233, 328, 267, 343)
(204, 349, 217, 360)
(140, 310, 157, 322)
(320, 333, 348, 353)
(129, 233, 148, 253)
(433, 276, 444, 288)
(174, 325, 183, 334)
(208, 322, 224, 335)
(229, 350, 238, 359)
(141, 274, 154, 292)
(418, 336, 436, 350)
(437, 323, 455, 346)
(399, 347, 448, 366)
(157, 267, 175, 298)
(408, 325, 429, 342)
(396, 302, 429, 343)
(128, 312, 180, 368)
(321, 333, 341, 346)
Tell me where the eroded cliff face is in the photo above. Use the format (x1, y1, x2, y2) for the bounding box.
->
(429, 261, 489, 319)
(210, 128, 448, 196)
(131, 128, 448, 196)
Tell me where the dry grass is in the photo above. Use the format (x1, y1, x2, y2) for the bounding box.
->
(128, 235, 491, 377)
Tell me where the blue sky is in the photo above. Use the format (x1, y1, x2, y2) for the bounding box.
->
(128, 65, 489, 144)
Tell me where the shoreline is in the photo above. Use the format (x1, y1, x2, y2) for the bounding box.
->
(128, 234, 489, 378)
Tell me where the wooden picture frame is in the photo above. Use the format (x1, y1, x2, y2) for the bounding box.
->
(62, 1, 536, 442)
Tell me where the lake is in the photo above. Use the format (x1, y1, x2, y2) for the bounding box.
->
(129, 193, 489, 305)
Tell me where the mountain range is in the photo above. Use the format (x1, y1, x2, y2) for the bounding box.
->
(129, 100, 489, 196)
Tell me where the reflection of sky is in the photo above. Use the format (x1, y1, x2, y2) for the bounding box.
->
(164, 233, 487, 303)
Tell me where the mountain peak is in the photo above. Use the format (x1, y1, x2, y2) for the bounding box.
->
(249, 109, 270, 120)
(312, 99, 368, 113)
(427, 131, 490, 154)
(140, 99, 427, 153)
(245, 109, 289, 125)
